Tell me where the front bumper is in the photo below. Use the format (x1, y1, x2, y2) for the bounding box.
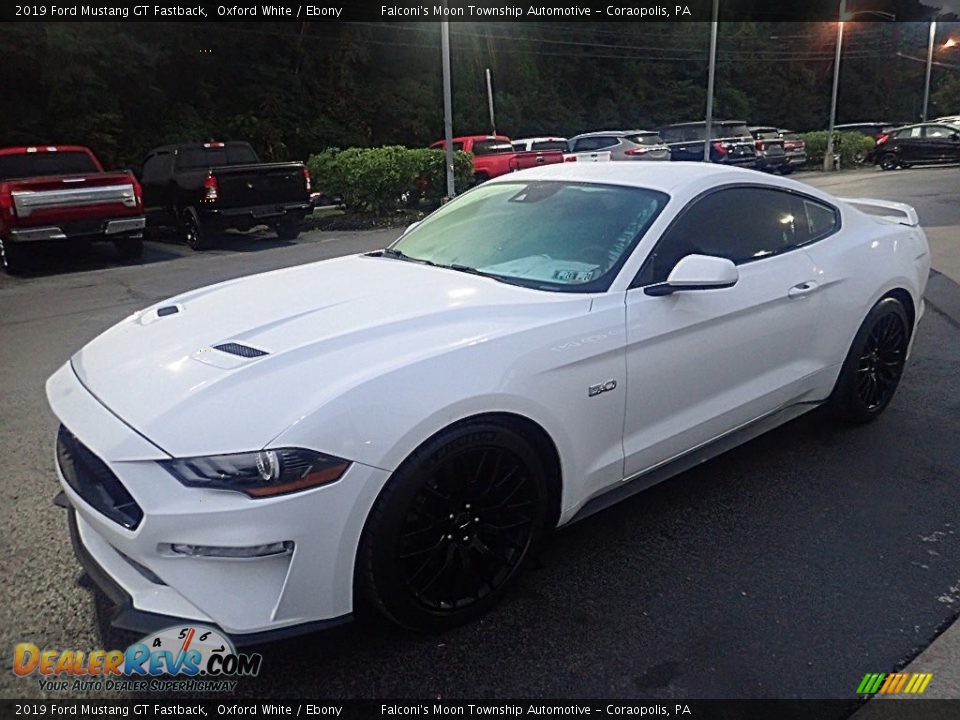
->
(46, 362, 391, 641)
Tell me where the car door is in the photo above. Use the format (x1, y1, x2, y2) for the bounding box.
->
(895, 126, 924, 163)
(922, 125, 959, 161)
(621, 186, 827, 479)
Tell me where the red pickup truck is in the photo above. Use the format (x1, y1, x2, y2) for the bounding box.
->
(429, 135, 564, 185)
(0, 146, 145, 273)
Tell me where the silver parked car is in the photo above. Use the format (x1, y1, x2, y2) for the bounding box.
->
(567, 130, 670, 161)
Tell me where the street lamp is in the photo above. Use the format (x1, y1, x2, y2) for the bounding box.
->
(922, 21, 937, 122)
(823, 4, 897, 171)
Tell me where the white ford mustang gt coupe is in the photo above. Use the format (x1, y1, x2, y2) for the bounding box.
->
(47, 163, 929, 639)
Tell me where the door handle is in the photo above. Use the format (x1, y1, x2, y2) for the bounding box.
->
(788, 281, 820, 298)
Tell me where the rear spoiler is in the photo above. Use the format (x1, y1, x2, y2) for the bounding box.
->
(839, 197, 919, 227)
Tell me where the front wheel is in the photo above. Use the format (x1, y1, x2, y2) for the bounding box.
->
(356, 421, 551, 632)
(878, 153, 899, 171)
(827, 297, 911, 424)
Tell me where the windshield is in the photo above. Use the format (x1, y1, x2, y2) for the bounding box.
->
(389, 181, 668, 292)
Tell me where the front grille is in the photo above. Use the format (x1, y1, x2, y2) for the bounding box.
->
(56, 426, 143, 530)
(213, 342, 268, 358)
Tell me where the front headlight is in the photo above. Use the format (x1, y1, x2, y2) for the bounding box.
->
(159, 448, 350, 498)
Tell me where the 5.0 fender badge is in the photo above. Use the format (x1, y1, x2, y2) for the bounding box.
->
(588, 379, 618, 397)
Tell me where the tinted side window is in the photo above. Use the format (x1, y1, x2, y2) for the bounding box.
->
(897, 127, 922, 139)
(573, 136, 619, 152)
(637, 188, 837, 285)
(531, 140, 568, 151)
(225, 144, 258, 163)
(472, 140, 513, 155)
(924, 125, 954, 138)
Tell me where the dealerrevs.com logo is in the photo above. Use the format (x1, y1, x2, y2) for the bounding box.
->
(13, 624, 262, 693)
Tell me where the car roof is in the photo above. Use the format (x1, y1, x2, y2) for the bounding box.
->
(512, 137, 567, 143)
(570, 130, 659, 138)
(662, 120, 747, 127)
(0, 145, 92, 156)
(488, 160, 775, 194)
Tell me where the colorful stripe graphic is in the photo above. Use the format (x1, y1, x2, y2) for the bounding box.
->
(857, 672, 933, 695)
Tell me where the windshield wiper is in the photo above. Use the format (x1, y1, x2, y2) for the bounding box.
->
(377, 248, 437, 266)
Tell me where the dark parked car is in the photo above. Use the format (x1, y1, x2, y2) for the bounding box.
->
(659, 121, 757, 166)
(873, 122, 960, 170)
(748, 126, 790, 173)
(139, 141, 311, 250)
(778, 129, 808, 169)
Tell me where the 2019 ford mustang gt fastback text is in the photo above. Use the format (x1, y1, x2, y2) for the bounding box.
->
(47, 163, 930, 638)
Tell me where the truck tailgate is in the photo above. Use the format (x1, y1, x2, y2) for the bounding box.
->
(8, 173, 140, 226)
(212, 163, 308, 210)
(510, 150, 565, 171)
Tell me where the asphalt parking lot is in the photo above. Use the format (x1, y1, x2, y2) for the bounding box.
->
(1, 166, 958, 709)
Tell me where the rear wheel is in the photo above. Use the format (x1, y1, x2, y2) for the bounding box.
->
(113, 238, 143, 262)
(878, 153, 899, 171)
(356, 421, 551, 632)
(276, 215, 303, 241)
(0, 238, 27, 274)
(180, 208, 214, 250)
(827, 297, 910, 424)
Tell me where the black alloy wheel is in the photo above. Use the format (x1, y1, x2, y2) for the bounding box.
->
(828, 297, 910, 424)
(856, 311, 907, 412)
(879, 153, 899, 171)
(357, 421, 550, 631)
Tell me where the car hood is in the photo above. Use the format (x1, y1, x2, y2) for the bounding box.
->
(71, 254, 587, 458)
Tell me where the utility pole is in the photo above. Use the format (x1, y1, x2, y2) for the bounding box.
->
(704, 0, 719, 162)
(485, 68, 497, 135)
(824, 0, 847, 171)
(441, 14, 455, 198)
(923, 21, 937, 121)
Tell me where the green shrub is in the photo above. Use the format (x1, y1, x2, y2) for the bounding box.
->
(306, 146, 476, 214)
(407, 148, 474, 205)
(800, 131, 875, 168)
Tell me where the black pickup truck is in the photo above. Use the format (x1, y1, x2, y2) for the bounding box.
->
(138, 141, 311, 250)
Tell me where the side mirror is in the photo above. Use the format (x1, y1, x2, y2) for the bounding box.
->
(644, 254, 739, 296)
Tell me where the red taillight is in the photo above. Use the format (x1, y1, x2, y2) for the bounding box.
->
(564, 155, 577, 162)
(876, 133, 890, 146)
(203, 174, 219, 202)
(203, 141, 225, 148)
(624, 147, 650, 156)
(131, 177, 143, 207)
(302, 166, 311, 192)
(712, 141, 728, 155)
(755, 139, 765, 151)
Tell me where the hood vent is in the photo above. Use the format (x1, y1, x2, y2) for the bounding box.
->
(213, 342, 269, 358)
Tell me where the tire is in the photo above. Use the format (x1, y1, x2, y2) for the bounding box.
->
(878, 153, 899, 171)
(276, 216, 303, 241)
(827, 297, 911, 424)
(0, 238, 27, 274)
(180, 208, 213, 250)
(113, 238, 143, 262)
(356, 421, 552, 632)
(780, 165, 794, 176)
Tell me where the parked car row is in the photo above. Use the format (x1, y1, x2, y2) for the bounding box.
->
(459, 121, 809, 186)
(0, 140, 312, 273)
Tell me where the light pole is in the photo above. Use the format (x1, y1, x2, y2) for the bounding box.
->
(922, 21, 937, 121)
(441, 15, 455, 199)
(703, 0, 719, 162)
(485, 68, 496, 135)
(824, 0, 847, 172)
